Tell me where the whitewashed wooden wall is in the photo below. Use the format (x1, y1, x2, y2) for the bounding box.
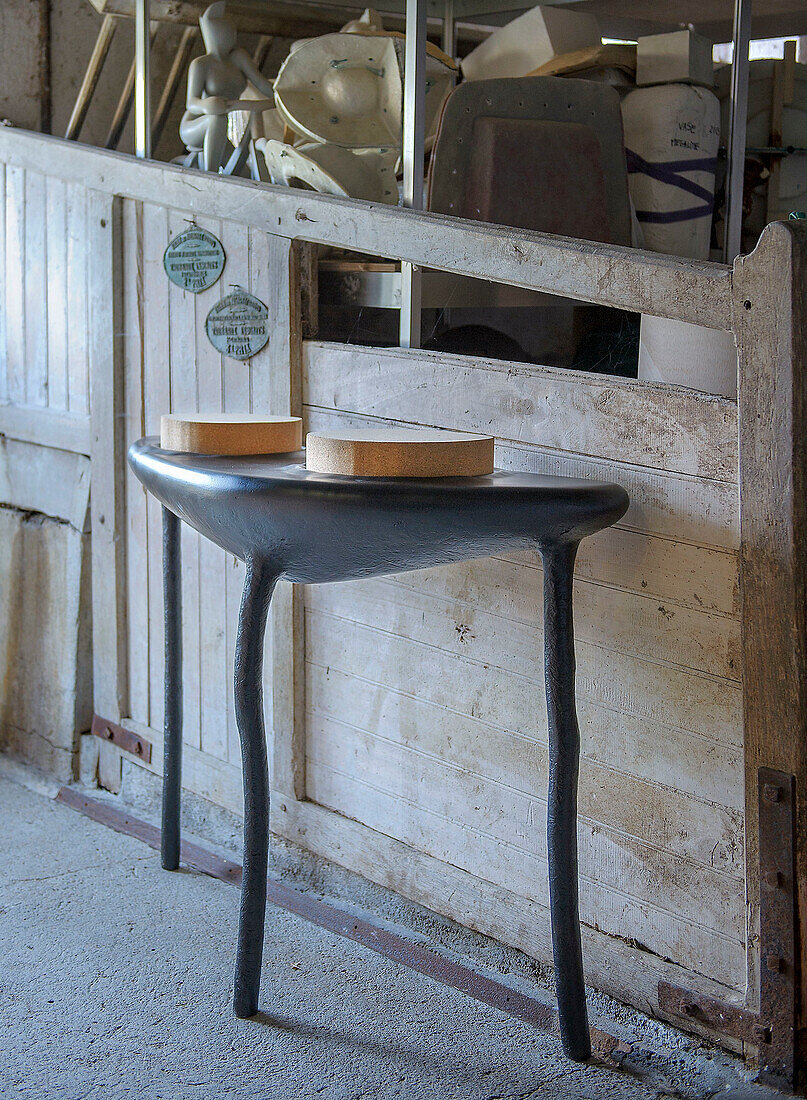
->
(121, 199, 283, 812)
(0, 162, 92, 451)
(295, 344, 745, 996)
(0, 134, 748, 1025)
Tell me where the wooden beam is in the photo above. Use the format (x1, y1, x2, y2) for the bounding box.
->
(65, 15, 117, 141)
(0, 129, 734, 329)
(88, 191, 129, 724)
(0, 406, 91, 456)
(734, 222, 807, 1062)
(267, 237, 306, 802)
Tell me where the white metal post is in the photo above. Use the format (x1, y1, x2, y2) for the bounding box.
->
(134, 0, 152, 158)
(724, 0, 752, 261)
(400, 0, 427, 348)
(442, 0, 456, 62)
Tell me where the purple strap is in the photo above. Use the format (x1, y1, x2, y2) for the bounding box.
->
(626, 148, 718, 225)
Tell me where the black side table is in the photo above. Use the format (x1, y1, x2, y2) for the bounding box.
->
(128, 439, 629, 1062)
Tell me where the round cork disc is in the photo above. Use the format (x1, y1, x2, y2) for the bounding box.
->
(161, 414, 303, 456)
(305, 428, 494, 478)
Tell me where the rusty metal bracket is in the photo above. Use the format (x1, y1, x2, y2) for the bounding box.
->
(657, 768, 796, 1090)
(757, 768, 796, 1089)
(91, 714, 152, 764)
(657, 981, 767, 1045)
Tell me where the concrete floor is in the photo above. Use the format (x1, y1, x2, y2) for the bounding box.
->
(0, 765, 788, 1100)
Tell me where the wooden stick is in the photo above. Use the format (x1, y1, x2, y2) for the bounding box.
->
(65, 14, 117, 140)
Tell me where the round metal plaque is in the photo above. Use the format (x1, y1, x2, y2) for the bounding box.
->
(205, 286, 270, 360)
(163, 226, 225, 293)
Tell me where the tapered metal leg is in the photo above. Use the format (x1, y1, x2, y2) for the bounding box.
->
(541, 541, 590, 1062)
(233, 557, 279, 1019)
(162, 506, 182, 871)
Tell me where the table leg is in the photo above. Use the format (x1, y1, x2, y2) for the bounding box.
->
(541, 541, 591, 1061)
(233, 557, 280, 1018)
(162, 506, 183, 871)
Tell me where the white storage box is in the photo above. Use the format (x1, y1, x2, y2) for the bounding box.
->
(636, 30, 714, 88)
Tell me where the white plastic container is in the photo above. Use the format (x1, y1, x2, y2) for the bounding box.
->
(622, 84, 736, 397)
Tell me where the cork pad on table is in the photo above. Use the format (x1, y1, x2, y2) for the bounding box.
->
(305, 428, 495, 477)
(161, 414, 303, 455)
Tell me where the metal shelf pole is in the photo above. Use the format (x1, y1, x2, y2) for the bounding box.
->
(134, 0, 152, 159)
(724, 0, 752, 261)
(400, 0, 427, 348)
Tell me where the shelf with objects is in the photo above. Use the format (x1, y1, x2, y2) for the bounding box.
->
(3, 0, 807, 1090)
(75, 0, 807, 390)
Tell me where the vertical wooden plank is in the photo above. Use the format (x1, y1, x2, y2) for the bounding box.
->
(0, 162, 7, 403)
(66, 182, 89, 416)
(222, 227, 278, 766)
(5, 165, 25, 405)
(46, 175, 68, 412)
(88, 189, 128, 723)
(122, 198, 151, 729)
(193, 215, 229, 763)
(166, 209, 202, 753)
(242, 227, 274, 763)
(142, 203, 170, 733)
(734, 221, 807, 1052)
(267, 235, 305, 801)
(24, 169, 48, 407)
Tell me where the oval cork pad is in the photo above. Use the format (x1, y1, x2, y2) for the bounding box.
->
(161, 414, 303, 456)
(305, 428, 494, 478)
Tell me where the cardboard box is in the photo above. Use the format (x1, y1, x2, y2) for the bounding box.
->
(636, 30, 714, 87)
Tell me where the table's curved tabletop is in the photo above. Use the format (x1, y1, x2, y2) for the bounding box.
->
(129, 438, 629, 582)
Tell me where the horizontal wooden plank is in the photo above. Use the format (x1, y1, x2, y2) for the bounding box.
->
(307, 703, 742, 888)
(0, 404, 91, 455)
(305, 602, 743, 752)
(306, 716, 744, 940)
(306, 660, 745, 843)
(272, 797, 748, 1006)
(0, 131, 733, 328)
(300, 761, 745, 989)
(310, 566, 741, 683)
(304, 408, 740, 550)
(569, 531, 739, 617)
(303, 343, 739, 482)
(0, 436, 90, 529)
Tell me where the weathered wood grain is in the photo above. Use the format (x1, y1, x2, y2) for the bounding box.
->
(0, 404, 90, 455)
(122, 199, 150, 731)
(315, 566, 741, 682)
(305, 407, 740, 551)
(305, 658, 743, 819)
(24, 169, 48, 408)
(266, 235, 306, 802)
(45, 175, 68, 412)
(88, 190, 128, 724)
(272, 796, 747, 1000)
(66, 182, 89, 416)
(303, 343, 739, 482)
(305, 721, 745, 953)
(5, 165, 26, 406)
(142, 204, 171, 736)
(0, 128, 733, 329)
(0, 163, 5, 404)
(734, 221, 807, 1021)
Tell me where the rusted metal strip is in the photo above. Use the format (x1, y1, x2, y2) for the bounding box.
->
(658, 769, 797, 1090)
(757, 768, 796, 1089)
(55, 786, 627, 1061)
(91, 714, 152, 764)
(657, 982, 766, 1045)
